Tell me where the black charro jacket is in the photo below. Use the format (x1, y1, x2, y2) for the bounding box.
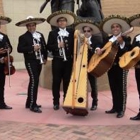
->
(17, 31, 47, 61)
(0, 32, 12, 59)
(47, 28, 74, 59)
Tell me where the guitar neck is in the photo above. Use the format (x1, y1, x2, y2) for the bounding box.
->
(122, 27, 134, 36)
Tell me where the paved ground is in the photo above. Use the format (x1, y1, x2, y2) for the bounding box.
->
(0, 69, 140, 140)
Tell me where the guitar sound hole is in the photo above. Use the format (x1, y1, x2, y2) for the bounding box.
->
(131, 51, 135, 56)
(83, 65, 85, 67)
(78, 97, 84, 103)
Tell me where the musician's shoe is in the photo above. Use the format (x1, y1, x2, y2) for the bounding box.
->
(116, 111, 124, 118)
(90, 105, 97, 111)
(90, 99, 98, 111)
(30, 107, 42, 113)
(105, 109, 116, 114)
(0, 104, 12, 109)
(53, 105, 59, 110)
(130, 113, 140, 120)
(26, 104, 41, 109)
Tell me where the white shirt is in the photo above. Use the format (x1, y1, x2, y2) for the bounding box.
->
(87, 36, 92, 45)
(136, 34, 140, 42)
(58, 28, 69, 37)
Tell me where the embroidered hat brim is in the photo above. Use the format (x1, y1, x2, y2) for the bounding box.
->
(0, 16, 11, 25)
(15, 18, 45, 27)
(101, 15, 130, 34)
(129, 14, 140, 27)
(47, 10, 76, 27)
(75, 19, 101, 35)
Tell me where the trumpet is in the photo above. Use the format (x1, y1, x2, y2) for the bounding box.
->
(57, 36, 67, 61)
(33, 38, 44, 64)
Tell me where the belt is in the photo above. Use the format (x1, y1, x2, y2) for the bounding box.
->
(113, 62, 118, 66)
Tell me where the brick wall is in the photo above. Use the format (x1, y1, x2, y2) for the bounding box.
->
(102, 0, 140, 17)
(102, 0, 140, 39)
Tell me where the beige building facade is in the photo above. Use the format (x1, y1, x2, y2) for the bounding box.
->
(1, 0, 140, 90)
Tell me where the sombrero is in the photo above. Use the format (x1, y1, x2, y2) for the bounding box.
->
(129, 14, 140, 27)
(101, 15, 130, 34)
(15, 16, 45, 27)
(0, 15, 11, 25)
(47, 10, 76, 27)
(75, 19, 101, 35)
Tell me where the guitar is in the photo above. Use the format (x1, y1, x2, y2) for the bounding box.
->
(119, 46, 140, 70)
(87, 27, 134, 77)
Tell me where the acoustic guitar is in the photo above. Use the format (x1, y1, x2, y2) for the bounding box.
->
(88, 41, 118, 77)
(119, 46, 140, 70)
(87, 27, 134, 77)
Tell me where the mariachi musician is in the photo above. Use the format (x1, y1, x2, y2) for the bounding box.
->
(16, 16, 47, 113)
(74, 20, 103, 110)
(0, 16, 13, 109)
(101, 15, 132, 118)
(46, 10, 76, 110)
(129, 14, 140, 120)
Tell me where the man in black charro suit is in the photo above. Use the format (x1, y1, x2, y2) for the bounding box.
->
(75, 20, 103, 110)
(16, 16, 47, 113)
(0, 16, 13, 110)
(46, 11, 76, 110)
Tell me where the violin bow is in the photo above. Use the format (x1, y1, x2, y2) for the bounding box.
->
(7, 48, 11, 87)
(5, 42, 11, 87)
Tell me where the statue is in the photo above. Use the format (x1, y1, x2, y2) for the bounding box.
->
(77, 0, 104, 23)
(40, 0, 75, 13)
(40, 0, 103, 23)
(51, 0, 75, 13)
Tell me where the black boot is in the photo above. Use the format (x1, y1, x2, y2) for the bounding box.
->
(90, 100, 98, 111)
(105, 108, 116, 114)
(130, 112, 140, 120)
(0, 103, 12, 109)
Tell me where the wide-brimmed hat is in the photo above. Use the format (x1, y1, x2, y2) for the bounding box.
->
(47, 10, 76, 27)
(129, 14, 140, 27)
(74, 19, 101, 35)
(101, 15, 130, 34)
(15, 16, 45, 27)
(0, 15, 11, 25)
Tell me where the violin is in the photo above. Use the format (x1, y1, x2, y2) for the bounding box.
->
(4, 55, 16, 75)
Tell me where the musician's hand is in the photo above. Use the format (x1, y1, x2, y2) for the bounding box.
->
(33, 44, 40, 51)
(86, 40, 90, 46)
(43, 59, 47, 65)
(0, 57, 4, 63)
(80, 34, 85, 43)
(117, 36, 124, 44)
(96, 48, 103, 55)
(8, 47, 11, 53)
(58, 42, 65, 48)
(0, 48, 7, 54)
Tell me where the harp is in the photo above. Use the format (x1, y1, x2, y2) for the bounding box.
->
(63, 30, 88, 116)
